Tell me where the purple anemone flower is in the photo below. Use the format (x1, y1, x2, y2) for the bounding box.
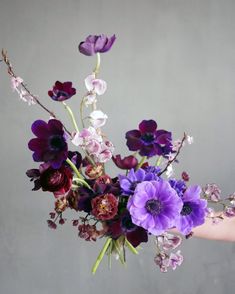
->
(48, 81, 76, 101)
(125, 120, 173, 158)
(78, 34, 116, 56)
(28, 119, 68, 169)
(127, 180, 183, 235)
(169, 179, 187, 198)
(175, 185, 207, 235)
(119, 168, 159, 196)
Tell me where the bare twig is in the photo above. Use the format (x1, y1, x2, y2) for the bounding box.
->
(1, 49, 72, 136)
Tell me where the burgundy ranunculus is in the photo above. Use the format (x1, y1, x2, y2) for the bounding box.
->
(112, 154, 138, 170)
(40, 165, 72, 197)
(125, 119, 173, 158)
(28, 119, 68, 169)
(91, 193, 118, 220)
(48, 81, 76, 101)
(79, 34, 116, 56)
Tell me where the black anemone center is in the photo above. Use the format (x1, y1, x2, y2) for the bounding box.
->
(57, 90, 69, 98)
(181, 202, 193, 216)
(145, 199, 162, 215)
(141, 133, 155, 144)
(121, 214, 136, 232)
(49, 135, 66, 151)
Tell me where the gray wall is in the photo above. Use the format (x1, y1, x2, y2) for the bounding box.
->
(0, 0, 235, 293)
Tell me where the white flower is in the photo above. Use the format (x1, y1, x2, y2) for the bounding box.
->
(166, 164, 174, 178)
(186, 135, 194, 145)
(89, 110, 108, 128)
(85, 74, 107, 95)
(84, 93, 97, 106)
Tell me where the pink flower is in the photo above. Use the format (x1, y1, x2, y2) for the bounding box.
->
(86, 139, 102, 155)
(85, 74, 107, 95)
(157, 233, 182, 251)
(168, 250, 183, 270)
(11, 76, 23, 91)
(89, 110, 108, 128)
(203, 183, 221, 202)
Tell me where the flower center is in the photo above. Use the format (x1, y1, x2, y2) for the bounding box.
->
(181, 202, 193, 216)
(145, 199, 162, 215)
(141, 133, 155, 144)
(49, 135, 66, 151)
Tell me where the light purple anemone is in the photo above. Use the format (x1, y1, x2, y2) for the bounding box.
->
(175, 185, 207, 235)
(119, 168, 159, 196)
(127, 180, 183, 235)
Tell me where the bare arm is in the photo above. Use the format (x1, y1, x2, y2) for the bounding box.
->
(192, 215, 235, 242)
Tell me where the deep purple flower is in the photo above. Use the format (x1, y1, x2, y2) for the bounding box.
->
(28, 119, 68, 169)
(119, 168, 158, 196)
(48, 81, 76, 101)
(125, 120, 173, 157)
(169, 179, 187, 198)
(127, 181, 183, 235)
(107, 211, 148, 247)
(112, 154, 138, 170)
(79, 34, 116, 56)
(175, 185, 207, 235)
(67, 151, 82, 170)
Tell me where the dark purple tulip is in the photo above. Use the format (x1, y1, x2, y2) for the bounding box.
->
(79, 34, 116, 56)
(125, 119, 173, 157)
(28, 119, 68, 169)
(48, 81, 76, 101)
(112, 154, 138, 170)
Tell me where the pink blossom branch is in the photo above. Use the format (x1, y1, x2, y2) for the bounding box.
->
(1, 49, 72, 137)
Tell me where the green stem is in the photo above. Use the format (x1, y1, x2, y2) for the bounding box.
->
(66, 158, 91, 189)
(125, 238, 139, 255)
(136, 156, 147, 169)
(92, 237, 112, 274)
(156, 156, 162, 166)
(93, 53, 101, 76)
(62, 102, 79, 132)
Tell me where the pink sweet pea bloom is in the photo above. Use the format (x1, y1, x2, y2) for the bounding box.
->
(89, 110, 108, 128)
(85, 74, 107, 95)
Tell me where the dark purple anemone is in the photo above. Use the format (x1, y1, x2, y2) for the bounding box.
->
(125, 120, 173, 157)
(48, 81, 76, 101)
(28, 119, 68, 169)
(78, 34, 116, 56)
(175, 185, 207, 235)
(107, 211, 148, 247)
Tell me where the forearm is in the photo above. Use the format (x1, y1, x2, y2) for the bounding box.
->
(192, 215, 235, 242)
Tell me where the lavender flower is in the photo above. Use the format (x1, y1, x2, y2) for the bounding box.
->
(79, 34, 116, 56)
(28, 119, 68, 169)
(48, 81, 76, 101)
(125, 119, 173, 157)
(175, 185, 207, 235)
(127, 181, 183, 235)
(169, 178, 187, 198)
(119, 168, 157, 196)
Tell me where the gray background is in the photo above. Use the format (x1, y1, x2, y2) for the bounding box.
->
(0, 0, 235, 293)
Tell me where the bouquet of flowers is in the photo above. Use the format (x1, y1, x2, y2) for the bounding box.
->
(1, 34, 235, 274)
